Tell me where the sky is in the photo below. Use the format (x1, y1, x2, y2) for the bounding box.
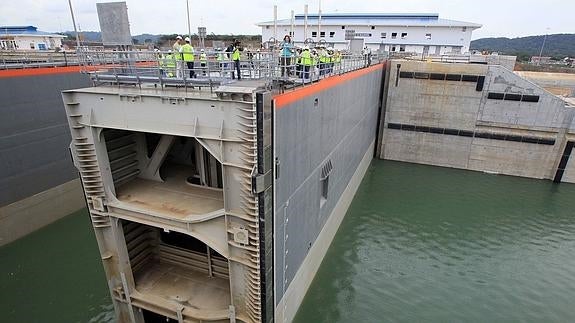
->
(0, 0, 573, 40)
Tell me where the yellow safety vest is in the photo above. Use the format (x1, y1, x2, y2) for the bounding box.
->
(232, 48, 241, 61)
(200, 53, 207, 61)
(164, 54, 176, 68)
(181, 44, 194, 62)
(334, 53, 342, 63)
(300, 50, 312, 66)
(319, 51, 329, 63)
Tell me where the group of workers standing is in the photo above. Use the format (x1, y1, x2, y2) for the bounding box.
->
(160, 35, 242, 79)
(279, 35, 342, 80)
(158, 34, 346, 81)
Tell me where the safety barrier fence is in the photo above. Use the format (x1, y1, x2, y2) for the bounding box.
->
(74, 49, 385, 91)
(0, 51, 83, 69)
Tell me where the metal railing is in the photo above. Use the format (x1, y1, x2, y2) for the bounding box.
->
(74, 49, 385, 91)
(0, 50, 82, 69)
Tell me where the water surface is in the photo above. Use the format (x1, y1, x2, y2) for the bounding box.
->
(2, 160, 574, 322)
(294, 160, 575, 323)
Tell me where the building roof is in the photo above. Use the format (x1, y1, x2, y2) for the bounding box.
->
(257, 13, 482, 29)
(0, 26, 66, 38)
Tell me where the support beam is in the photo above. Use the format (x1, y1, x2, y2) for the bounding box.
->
(139, 135, 175, 182)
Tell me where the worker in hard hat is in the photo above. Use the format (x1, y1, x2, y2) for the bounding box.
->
(333, 49, 342, 73)
(162, 50, 176, 77)
(318, 45, 330, 76)
(294, 47, 302, 78)
(199, 48, 207, 76)
(311, 48, 318, 78)
(327, 47, 334, 74)
(231, 40, 242, 80)
(173, 36, 184, 78)
(300, 46, 312, 80)
(180, 37, 195, 78)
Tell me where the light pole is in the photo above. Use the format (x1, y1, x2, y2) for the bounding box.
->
(186, 0, 192, 42)
(67, 0, 81, 51)
(537, 28, 550, 66)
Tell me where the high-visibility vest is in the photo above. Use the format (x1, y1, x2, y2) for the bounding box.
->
(334, 53, 342, 63)
(200, 53, 207, 61)
(164, 54, 176, 68)
(300, 50, 312, 66)
(319, 50, 329, 63)
(181, 44, 194, 62)
(232, 48, 241, 61)
(217, 53, 225, 61)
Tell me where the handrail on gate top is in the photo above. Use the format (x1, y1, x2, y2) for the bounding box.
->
(0, 50, 79, 70)
(0, 48, 386, 87)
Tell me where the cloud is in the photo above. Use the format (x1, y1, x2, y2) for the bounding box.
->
(0, 0, 572, 38)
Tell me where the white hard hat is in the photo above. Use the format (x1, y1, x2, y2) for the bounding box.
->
(201, 48, 205, 52)
(185, 37, 191, 42)
(303, 45, 309, 50)
(176, 35, 183, 40)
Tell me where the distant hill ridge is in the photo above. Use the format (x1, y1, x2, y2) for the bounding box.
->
(65, 31, 575, 59)
(471, 34, 575, 59)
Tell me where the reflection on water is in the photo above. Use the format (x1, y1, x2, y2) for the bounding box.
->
(0, 209, 113, 323)
(294, 160, 575, 323)
(1, 160, 574, 323)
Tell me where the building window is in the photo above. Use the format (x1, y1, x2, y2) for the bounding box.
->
(426, 33, 432, 40)
(30, 43, 35, 49)
(371, 26, 375, 30)
(381, 32, 387, 39)
(320, 31, 326, 37)
(312, 31, 317, 37)
(391, 45, 397, 52)
(341, 25, 345, 29)
(462, 27, 467, 32)
(391, 32, 397, 39)
(329, 31, 335, 38)
(401, 32, 408, 39)
(266, 26, 269, 29)
(400, 45, 406, 52)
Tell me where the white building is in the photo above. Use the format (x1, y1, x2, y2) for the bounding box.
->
(0, 26, 65, 51)
(258, 13, 482, 55)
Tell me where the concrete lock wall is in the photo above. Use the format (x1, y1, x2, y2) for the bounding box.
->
(0, 69, 91, 245)
(379, 59, 575, 183)
(273, 64, 384, 321)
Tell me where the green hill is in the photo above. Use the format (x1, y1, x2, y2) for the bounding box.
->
(471, 34, 575, 60)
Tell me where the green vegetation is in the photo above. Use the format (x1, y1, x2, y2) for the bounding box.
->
(61, 31, 261, 46)
(471, 34, 575, 60)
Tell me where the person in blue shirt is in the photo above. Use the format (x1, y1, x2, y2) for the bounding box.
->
(280, 35, 294, 77)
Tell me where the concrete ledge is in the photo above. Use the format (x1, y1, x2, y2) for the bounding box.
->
(275, 140, 375, 323)
(0, 178, 85, 246)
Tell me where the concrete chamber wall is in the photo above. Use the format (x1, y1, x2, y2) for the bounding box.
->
(379, 60, 575, 183)
(273, 64, 384, 322)
(0, 68, 91, 245)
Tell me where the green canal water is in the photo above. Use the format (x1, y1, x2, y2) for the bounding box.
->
(2, 160, 575, 322)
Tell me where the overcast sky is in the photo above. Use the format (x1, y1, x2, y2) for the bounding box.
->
(0, 0, 573, 40)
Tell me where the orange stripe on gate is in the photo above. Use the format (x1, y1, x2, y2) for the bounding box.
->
(0, 65, 102, 78)
(273, 63, 384, 110)
(0, 61, 159, 79)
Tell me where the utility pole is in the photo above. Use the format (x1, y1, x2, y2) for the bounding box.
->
(290, 10, 294, 40)
(67, 0, 81, 51)
(317, 0, 322, 40)
(274, 5, 278, 42)
(304, 4, 308, 40)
